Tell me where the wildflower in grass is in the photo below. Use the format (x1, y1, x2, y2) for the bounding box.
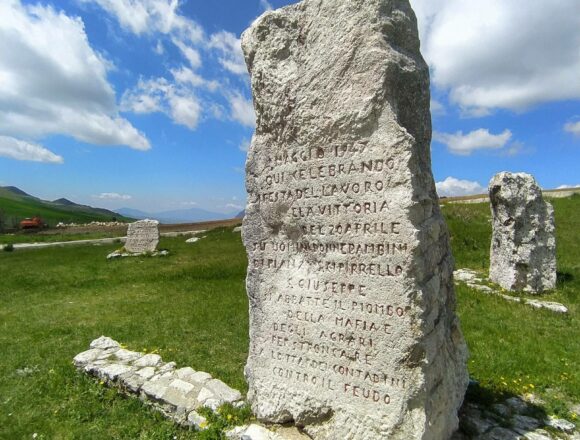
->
(227, 414, 232, 420)
(529, 384, 535, 389)
(200, 421, 208, 429)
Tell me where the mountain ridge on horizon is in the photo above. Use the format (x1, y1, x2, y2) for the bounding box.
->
(0, 185, 133, 227)
(115, 206, 236, 224)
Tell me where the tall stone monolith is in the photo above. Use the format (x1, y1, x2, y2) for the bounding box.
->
(489, 172, 557, 293)
(241, 1, 468, 439)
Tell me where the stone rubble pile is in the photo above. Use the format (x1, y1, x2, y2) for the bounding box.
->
(74, 336, 243, 430)
(454, 269, 568, 314)
(106, 249, 169, 259)
(162, 230, 206, 238)
(185, 235, 206, 244)
(56, 221, 127, 228)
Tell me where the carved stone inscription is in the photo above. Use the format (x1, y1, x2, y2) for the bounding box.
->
(246, 143, 413, 412)
(125, 219, 159, 253)
(241, 1, 468, 439)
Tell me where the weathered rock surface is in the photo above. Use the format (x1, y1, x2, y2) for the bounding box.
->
(489, 173, 556, 293)
(241, 1, 468, 439)
(125, 220, 160, 253)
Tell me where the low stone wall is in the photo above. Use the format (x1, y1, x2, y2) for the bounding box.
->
(73, 336, 243, 430)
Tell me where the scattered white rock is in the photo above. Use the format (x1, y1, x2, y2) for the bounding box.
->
(185, 237, 200, 243)
(454, 269, 568, 314)
(187, 411, 208, 430)
(134, 354, 162, 368)
(478, 426, 523, 439)
(233, 226, 242, 233)
(90, 336, 120, 350)
(227, 424, 285, 440)
(455, 269, 482, 283)
(526, 300, 568, 314)
(512, 415, 542, 431)
(73, 349, 104, 367)
(521, 430, 553, 440)
(545, 417, 576, 433)
(113, 349, 142, 363)
(107, 249, 169, 259)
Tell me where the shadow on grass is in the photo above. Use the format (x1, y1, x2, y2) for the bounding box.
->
(557, 271, 574, 286)
(454, 381, 549, 439)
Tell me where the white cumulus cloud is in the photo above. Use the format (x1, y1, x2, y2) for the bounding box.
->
(209, 31, 248, 76)
(239, 138, 251, 153)
(412, 0, 580, 114)
(121, 78, 202, 130)
(80, 0, 204, 43)
(229, 93, 256, 128)
(430, 99, 446, 116)
(564, 121, 580, 137)
(556, 184, 580, 190)
(0, 0, 150, 152)
(434, 129, 512, 156)
(436, 177, 486, 197)
(84, 0, 256, 132)
(0, 136, 63, 164)
(94, 192, 132, 201)
(260, 0, 273, 11)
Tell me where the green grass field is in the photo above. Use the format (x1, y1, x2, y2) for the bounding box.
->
(0, 197, 578, 439)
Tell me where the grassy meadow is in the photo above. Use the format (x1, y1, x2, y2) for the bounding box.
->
(0, 196, 578, 439)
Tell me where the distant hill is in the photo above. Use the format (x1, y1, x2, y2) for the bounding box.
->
(0, 186, 133, 229)
(235, 210, 245, 219)
(115, 206, 236, 224)
(52, 198, 76, 206)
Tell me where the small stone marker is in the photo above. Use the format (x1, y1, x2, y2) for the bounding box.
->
(241, 1, 468, 439)
(125, 220, 159, 253)
(489, 172, 557, 293)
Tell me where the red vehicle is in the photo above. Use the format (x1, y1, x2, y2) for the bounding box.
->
(20, 216, 45, 230)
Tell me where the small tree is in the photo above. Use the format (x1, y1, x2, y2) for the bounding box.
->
(0, 208, 5, 233)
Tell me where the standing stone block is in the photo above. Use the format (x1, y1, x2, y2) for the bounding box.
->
(489, 172, 557, 293)
(125, 220, 159, 253)
(241, 1, 468, 439)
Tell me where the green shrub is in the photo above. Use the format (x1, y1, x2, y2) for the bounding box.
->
(3, 243, 14, 252)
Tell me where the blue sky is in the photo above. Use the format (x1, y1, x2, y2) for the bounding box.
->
(0, 0, 579, 214)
